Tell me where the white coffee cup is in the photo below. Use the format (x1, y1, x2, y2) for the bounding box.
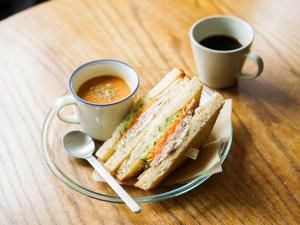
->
(190, 15, 264, 89)
(53, 60, 139, 141)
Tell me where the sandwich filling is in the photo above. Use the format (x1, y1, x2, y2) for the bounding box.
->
(141, 99, 198, 167)
(116, 77, 184, 149)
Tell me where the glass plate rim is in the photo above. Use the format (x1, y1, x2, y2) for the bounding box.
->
(41, 97, 233, 204)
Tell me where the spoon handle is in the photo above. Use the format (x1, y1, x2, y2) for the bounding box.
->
(86, 156, 141, 213)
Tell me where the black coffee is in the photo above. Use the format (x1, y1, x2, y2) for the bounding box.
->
(199, 35, 242, 51)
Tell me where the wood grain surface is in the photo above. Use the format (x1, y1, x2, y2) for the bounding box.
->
(0, 0, 299, 224)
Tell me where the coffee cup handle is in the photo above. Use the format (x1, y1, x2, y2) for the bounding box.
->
(237, 52, 264, 79)
(53, 95, 80, 124)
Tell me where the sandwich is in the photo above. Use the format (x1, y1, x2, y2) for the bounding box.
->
(96, 68, 224, 190)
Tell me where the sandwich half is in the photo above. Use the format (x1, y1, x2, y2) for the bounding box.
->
(96, 68, 185, 162)
(134, 92, 224, 190)
(116, 77, 202, 181)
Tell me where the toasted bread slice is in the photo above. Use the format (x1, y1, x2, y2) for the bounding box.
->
(134, 93, 224, 190)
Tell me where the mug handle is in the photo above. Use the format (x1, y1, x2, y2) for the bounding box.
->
(53, 95, 80, 124)
(237, 51, 264, 79)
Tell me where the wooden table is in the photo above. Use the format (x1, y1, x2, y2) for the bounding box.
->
(0, 0, 299, 224)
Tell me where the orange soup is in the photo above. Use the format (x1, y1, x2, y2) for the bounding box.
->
(77, 76, 131, 104)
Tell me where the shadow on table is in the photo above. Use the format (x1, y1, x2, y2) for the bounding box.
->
(222, 79, 296, 108)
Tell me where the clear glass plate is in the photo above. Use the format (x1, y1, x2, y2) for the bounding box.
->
(41, 91, 232, 204)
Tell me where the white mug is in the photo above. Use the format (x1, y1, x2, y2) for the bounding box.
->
(190, 15, 264, 89)
(53, 60, 139, 141)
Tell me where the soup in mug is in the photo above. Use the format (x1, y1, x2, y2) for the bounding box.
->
(77, 75, 131, 104)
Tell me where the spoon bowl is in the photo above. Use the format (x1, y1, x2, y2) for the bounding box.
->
(63, 131, 94, 158)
